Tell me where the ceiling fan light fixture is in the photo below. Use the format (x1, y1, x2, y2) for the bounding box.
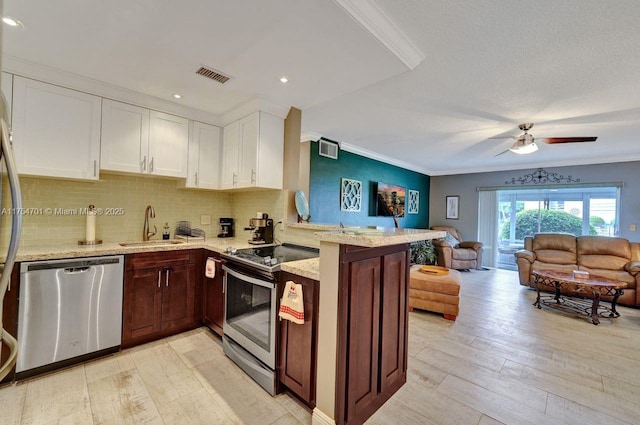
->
(509, 135, 538, 154)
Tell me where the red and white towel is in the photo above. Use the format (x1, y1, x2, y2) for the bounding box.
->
(278, 281, 304, 324)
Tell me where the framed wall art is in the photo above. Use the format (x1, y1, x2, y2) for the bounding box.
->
(446, 195, 459, 220)
(407, 190, 419, 214)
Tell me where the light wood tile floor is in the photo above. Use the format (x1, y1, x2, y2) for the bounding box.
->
(2, 268, 640, 424)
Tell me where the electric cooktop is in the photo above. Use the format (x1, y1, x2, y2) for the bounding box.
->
(222, 243, 319, 272)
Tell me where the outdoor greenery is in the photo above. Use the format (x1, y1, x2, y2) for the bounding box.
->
(500, 209, 597, 240)
(410, 240, 436, 265)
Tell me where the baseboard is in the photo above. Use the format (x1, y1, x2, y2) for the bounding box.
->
(312, 408, 336, 425)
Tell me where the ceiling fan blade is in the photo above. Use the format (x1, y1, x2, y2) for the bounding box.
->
(488, 136, 517, 140)
(541, 137, 598, 144)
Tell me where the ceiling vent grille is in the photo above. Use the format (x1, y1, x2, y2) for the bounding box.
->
(195, 66, 231, 84)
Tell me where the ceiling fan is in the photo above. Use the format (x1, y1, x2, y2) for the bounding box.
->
(492, 123, 597, 156)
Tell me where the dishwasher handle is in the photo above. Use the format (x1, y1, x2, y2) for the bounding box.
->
(63, 267, 91, 274)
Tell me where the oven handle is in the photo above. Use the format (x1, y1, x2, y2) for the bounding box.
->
(222, 265, 276, 289)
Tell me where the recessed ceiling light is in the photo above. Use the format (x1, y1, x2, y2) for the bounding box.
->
(279, 76, 289, 84)
(173, 94, 182, 99)
(2, 16, 24, 28)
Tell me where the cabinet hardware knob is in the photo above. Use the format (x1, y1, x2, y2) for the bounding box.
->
(165, 269, 170, 286)
(195, 172, 198, 186)
(150, 157, 154, 172)
(157, 270, 161, 288)
(142, 156, 147, 172)
(93, 160, 97, 177)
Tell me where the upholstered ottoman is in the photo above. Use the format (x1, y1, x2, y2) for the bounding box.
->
(409, 265, 461, 321)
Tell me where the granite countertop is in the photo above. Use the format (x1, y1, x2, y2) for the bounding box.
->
(280, 257, 320, 281)
(3, 237, 257, 263)
(315, 228, 445, 247)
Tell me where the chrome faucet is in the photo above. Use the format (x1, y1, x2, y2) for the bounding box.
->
(143, 205, 157, 241)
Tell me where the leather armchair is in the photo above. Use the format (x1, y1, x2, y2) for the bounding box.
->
(430, 226, 483, 270)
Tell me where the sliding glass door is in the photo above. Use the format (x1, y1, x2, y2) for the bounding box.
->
(480, 185, 620, 270)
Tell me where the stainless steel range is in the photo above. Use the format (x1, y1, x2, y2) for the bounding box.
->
(220, 243, 318, 395)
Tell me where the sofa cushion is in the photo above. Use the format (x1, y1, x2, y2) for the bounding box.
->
(577, 236, 631, 270)
(443, 232, 460, 247)
(531, 233, 577, 264)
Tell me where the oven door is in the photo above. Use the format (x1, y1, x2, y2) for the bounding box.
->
(223, 265, 277, 369)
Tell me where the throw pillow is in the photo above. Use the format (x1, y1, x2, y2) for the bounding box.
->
(443, 232, 460, 247)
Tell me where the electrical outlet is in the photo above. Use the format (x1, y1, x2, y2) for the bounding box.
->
(200, 214, 211, 225)
(629, 224, 637, 232)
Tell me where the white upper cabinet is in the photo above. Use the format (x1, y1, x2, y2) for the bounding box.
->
(221, 121, 240, 189)
(1, 72, 13, 123)
(148, 111, 189, 178)
(221, 111, 283, 190)
(11, 76, 101, 180)
(182, 121, 221, 189)
(101, 99, 150, 174)
(101, 99, 189, 178)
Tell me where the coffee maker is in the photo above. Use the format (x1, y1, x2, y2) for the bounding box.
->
(218, 218, 234, 238)
(246, 214, 274, 245)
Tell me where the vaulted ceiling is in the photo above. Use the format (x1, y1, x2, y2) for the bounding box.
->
(3, 0, 640, 175)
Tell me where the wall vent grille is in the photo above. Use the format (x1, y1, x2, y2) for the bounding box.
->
(195, 66, 232, 84)
(319, 138, 339, 160)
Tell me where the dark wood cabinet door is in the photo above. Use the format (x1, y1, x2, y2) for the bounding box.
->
(1, 266, 19, 384)
(379, 251, 408, 393)
(203, 257, 224, 335)
(161, 264, 195, 331)
(345, 256, 381, 423)
(278, 272, 319, 407)
(122, 267, 162, 343)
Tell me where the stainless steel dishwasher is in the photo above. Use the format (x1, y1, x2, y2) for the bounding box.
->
(17, 255, 124, 377)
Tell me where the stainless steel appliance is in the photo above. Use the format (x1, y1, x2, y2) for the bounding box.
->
(218, 217, 234, 238)
(0, 93, 23, 381)
(17, 255, 124, 377)
(245, 215, 274, 245)
(221, 244, 318, 395)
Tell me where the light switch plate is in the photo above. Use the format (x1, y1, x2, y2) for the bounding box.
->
(629, 224, 637, 231)
(201, 214, 211, 225)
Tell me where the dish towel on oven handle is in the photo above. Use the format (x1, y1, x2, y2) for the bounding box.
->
(279, 281, 304, 324)
(205, 258, 216, 278)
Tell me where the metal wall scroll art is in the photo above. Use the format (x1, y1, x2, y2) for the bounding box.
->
(505, 168, 581, 185)
(407, 190, 419, 214)
(340, 178, 362, 212)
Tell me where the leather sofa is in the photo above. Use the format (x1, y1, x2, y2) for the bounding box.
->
(430, 226, 483, 270)
(515, 233, 640, 307)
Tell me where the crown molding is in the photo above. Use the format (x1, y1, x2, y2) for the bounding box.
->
(1, 55, 221, 126)
(333, 0, 424, 70)
(339, 141, 432, 175)
(300, 131, 323, 143)
(220, 97, 290, 125)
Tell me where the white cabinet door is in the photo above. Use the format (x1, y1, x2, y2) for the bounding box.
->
(254, 111, 284, 189)
(237, 112, 259, 187)
(221, 121, 239, 189)
(1, 72, 13, 123)
(12, 76, 101, 180)
(149, 111, 189, 178)
(184, 121, 221, 189)
(101, 99, 150, 174)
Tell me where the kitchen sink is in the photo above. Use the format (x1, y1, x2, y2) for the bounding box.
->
(118, 240, 185, 247)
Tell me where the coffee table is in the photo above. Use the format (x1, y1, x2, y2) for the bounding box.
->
(532, 270, 627, 325)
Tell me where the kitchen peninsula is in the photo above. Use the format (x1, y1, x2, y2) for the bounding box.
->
(312, 228, 445, 425)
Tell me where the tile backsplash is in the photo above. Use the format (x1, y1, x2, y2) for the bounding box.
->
(1, 174, 320, 251)
(1, 173, 233, 249)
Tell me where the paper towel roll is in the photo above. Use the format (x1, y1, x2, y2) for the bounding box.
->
(205, 258, 216, 278)
(86, 205, 96, 242)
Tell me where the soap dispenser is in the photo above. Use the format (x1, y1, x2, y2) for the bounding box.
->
(163, 222, 170, 240)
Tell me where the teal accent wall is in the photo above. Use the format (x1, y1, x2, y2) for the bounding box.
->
(309, 141, 430, 228)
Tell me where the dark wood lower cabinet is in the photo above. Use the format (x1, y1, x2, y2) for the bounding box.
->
(202, 251, 224, 336)
(336, 244, 409, 425)
(278, 272, 319, 408)
(0, 266, 19, 384)
(122, 250, 199, 348)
